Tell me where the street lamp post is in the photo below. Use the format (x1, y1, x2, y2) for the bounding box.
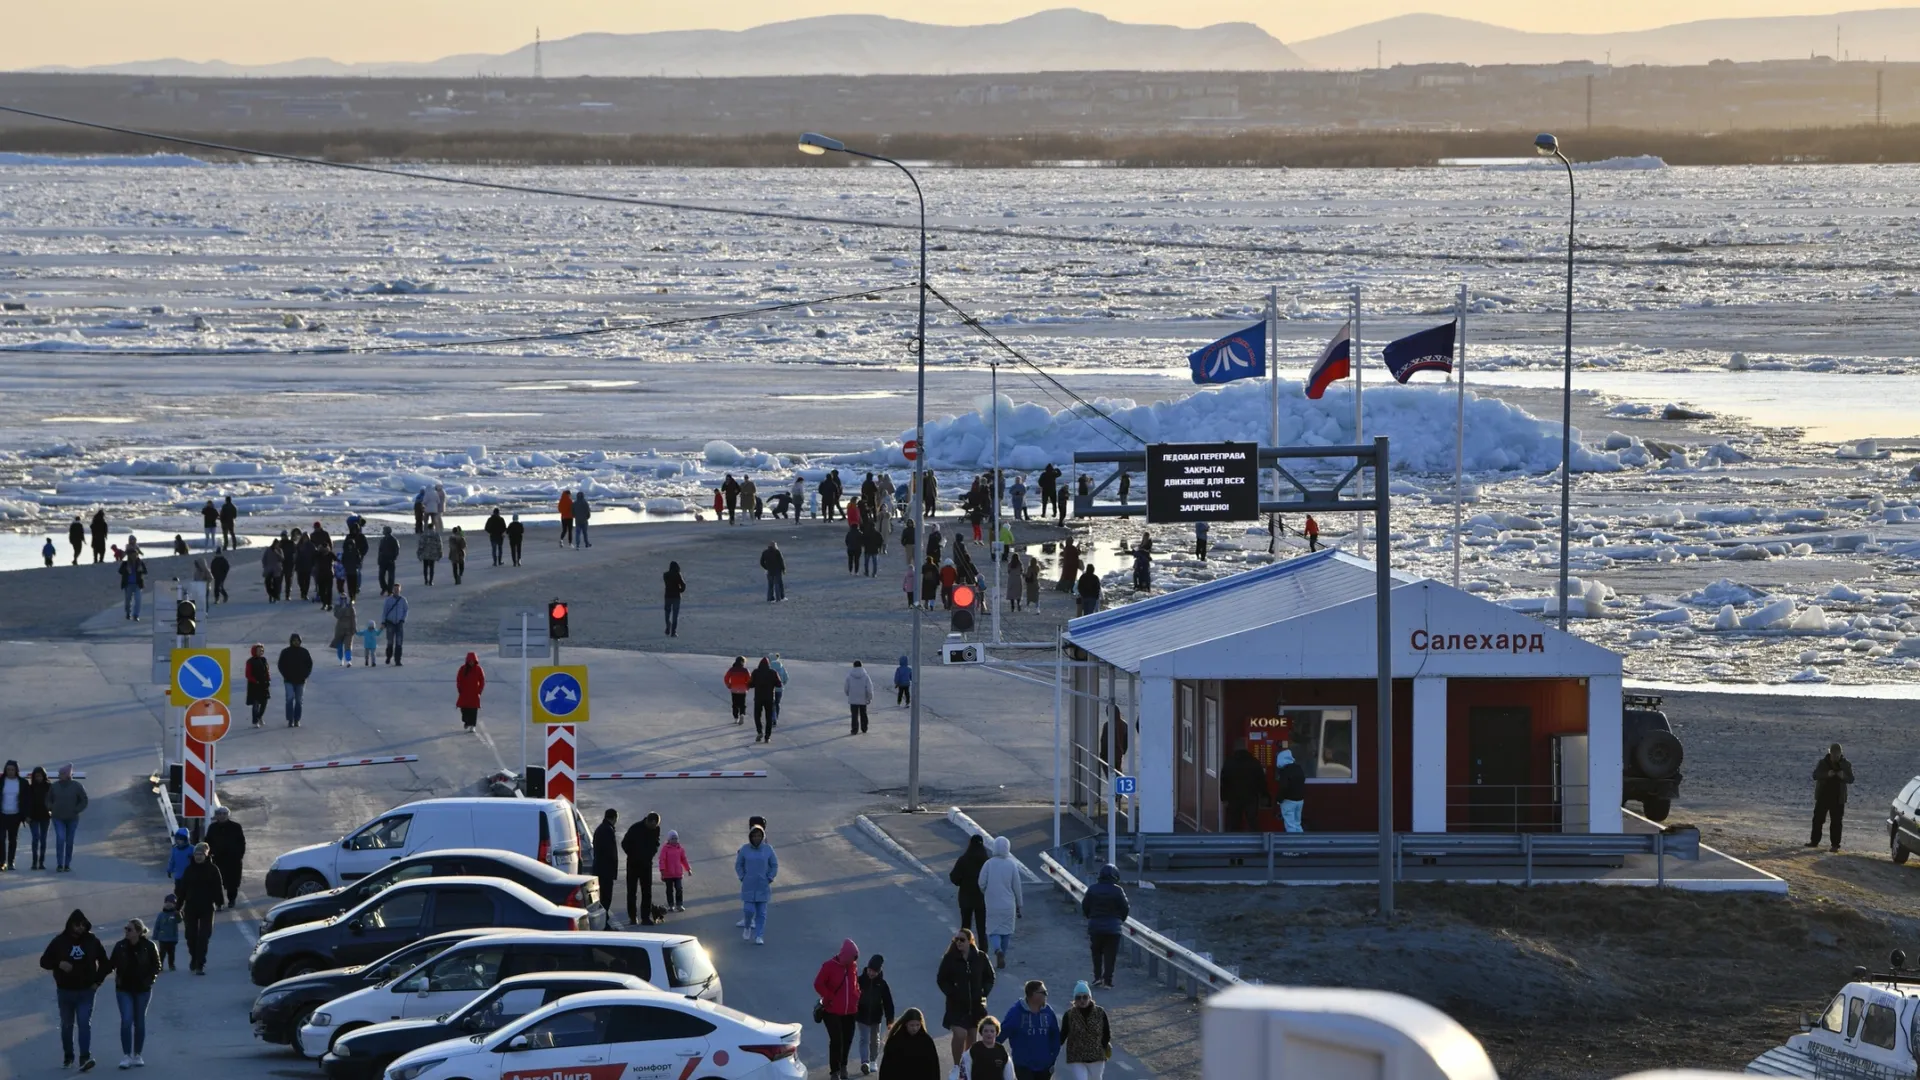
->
(799, 132, 930, 810)
(1535, 132, 1576, 632)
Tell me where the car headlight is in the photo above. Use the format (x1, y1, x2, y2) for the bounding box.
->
(388, 1058, 445, 1080)
(310, 1012, 332, 1027)
(254, 989, 291, 1009)
(333, 1044, 351, 1058)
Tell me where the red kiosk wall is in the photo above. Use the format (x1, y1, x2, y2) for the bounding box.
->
(1222, 679, 1413, 833)
(1444, 677, 1589, 831)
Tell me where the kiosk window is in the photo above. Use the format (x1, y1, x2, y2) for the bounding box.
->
(1204, 699, 1220, 778)
(1283, 708, 1357, 784)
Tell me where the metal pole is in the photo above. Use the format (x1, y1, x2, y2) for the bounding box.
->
(1352, 284, 1365, 556)
(1053, 635, 1063, 849)
(992, 357, 1002, 645)
(1453, 281, 1466, 590)
(1554, 150, 1576, 632)
(520, 614, 530, 778)
(1373, 436, 1395, 918)
(1106, 681, 1118, 867)
(1268, 285, 1279, 504)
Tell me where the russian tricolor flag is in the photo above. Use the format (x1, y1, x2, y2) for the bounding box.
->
(1305, 322, 1352, 400)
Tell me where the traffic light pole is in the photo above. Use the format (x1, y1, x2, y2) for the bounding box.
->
(520, 613, 531, 781)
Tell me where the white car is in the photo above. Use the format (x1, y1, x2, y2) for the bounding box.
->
(299, 930, 719, 1059)
(267, 797, 589, 897)
(382, 989, 803, 1080)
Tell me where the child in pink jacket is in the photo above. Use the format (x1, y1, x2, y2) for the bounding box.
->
(659, 830, 692, 913)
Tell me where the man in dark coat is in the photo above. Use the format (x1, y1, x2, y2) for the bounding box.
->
(620, 811, 661, 926)
(89, 509, 108, 564)
(277, 634, 312, 728)
(177, 844, 224, 974)
(760, 542, 786, 603)
(592, 809, 619, 917)
(506, 515, 525, 565)
(484, 509, 507, 566)
(219, 496, 238, 550)
(1076, 564, 1102, 616)
(1080, 864, 1130, 989)
(1220, 748, 1270, 832)
(948, 835, 988, 947)
(376, 526, 401, 595)
(205, 806, 247, 907)
(1810, 742, 1855, 851)
(40, 908, 109, 1069)
(721, 474, 741, 524)
(749, 658, 782, 742)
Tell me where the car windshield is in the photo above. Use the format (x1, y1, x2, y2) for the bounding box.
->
(372, 939, 466, 984)
(665, 942, 716, 988)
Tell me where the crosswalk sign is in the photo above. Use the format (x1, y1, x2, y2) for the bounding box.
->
(531, 665, 589, 725)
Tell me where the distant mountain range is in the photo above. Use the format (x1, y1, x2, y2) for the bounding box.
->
(34, 9, 1304, 78)
(1291, 8, 1920, 68)
(27, 6, 1920, 78)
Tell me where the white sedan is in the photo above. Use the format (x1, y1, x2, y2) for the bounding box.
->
(382, 989, 802, 1080)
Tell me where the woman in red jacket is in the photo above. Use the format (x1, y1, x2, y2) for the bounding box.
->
(455, 652, 486, 730)
(813, 938, 862, 1080)
(723, 656, 751, 724)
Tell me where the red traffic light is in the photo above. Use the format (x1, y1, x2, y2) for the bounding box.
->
(549, 603, 568, 620)
(952, 585, 976, 609)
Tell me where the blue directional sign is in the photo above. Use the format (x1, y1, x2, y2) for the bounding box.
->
(530, 665, 589, 725)
(169, 648, 230, 706)
(1113, 775, 1137, 796)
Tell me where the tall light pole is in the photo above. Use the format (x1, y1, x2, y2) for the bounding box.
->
(1535, 132, 1575, 631)
(799, 131, 930, 810)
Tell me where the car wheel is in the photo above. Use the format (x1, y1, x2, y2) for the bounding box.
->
(1893, 832, 1911, 865)
(280, 956, 326, 980)
(1631, 732, 1684, 780)
(1641, 797, 1671, 822)
(290, 1007, 317, 1053)
(329, 1024, 366, 1054)
(288, 872, 330, 897)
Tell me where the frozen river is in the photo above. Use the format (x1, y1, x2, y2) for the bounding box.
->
(4, 157, 1920, 685)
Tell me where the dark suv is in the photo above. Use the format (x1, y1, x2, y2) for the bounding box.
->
(1622, 694, 1684, 822)
(250, 929, 500, 1045)
(259, 848, 604, 935)
(1889, 776, 1920, 864)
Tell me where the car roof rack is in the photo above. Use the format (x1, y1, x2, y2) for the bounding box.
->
(1623, 693, 1664, 709)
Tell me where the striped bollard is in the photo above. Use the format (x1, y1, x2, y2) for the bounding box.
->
(182, 737, 214, 820)
(545, 724, 576, 803)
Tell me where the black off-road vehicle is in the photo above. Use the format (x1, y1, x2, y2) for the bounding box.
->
(1623, 693, 1684, 822)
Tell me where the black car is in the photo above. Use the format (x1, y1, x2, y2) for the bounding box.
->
(319, 972, 649, 1080)
(1890, 776, 1920, 864)
(250, 929, 500, 1045)
(248, 876, 588, 986)
(259, 848, 605, 935)
(1622, 694, 1684, 822)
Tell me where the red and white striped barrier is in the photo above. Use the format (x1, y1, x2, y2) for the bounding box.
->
(218, 755, 418, 776)
(578, 770, 769, 780)
(546, 725, 577, 804)
(182, 738, 214, 820)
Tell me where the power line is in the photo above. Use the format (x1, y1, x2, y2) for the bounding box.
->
(0, 104, 1898, 274)
(0, 285, 913, 358)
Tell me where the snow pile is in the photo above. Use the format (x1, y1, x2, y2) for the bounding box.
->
(702, 440, 781, 470)
(857, 380, 1631, 476)
(1681, 578, 1765, 607)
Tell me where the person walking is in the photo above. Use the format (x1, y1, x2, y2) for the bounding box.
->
(949, 834, 989, 948)
(978, 836, 1024, 969)
(1220, 748, 1269, 833)
(455, 653, 486, 731)
(1002, 980, 1062, 1080)
(245, 644, 271, 727)
(330, 593, 357, 668)
(358, 622, 380, 666)
(741, 477, 758, 523)
(1023, 556, 1042, 613)
(1080, 866, 1128, 990)
(219, 496, 238, 551)
(845, 660, 875, 735)
(894, 656, 913, 707)
(506, 514, 525, 566)
(49, 764, 88, 873)
(109, 918, 160, 1068)
(1056, 539, 1080, 594)
(862, 521, 883, 577)
(206, 807, 246, 907)
(294, 532, 314, 602)
(622, 811, 662, 926)
(177, 843, 223, 975)
(69, 516, 85, 565)
(662, 561, 685, 637)
(151, 897, 179, 974)
(484, 509, 507, 566)
(761, 542, 786, 602)
(376, 526, 400, 596)
(900, 520, 916, 570)
(1010, 476, 1028, 522)
(1194, 520, 1209, 561)
(1130, 547, 1150, 593)
(24, 765, 51, 870)
(572, 490, 592, 548)
(845, 522, 864, 574)
(770, 654, 789, 724)
(1810, 742, 1854, 851)
(1303, 515, 1320, 552)
(1075, 565, 1101, 617)
(382, 585, 408, 665)
(591, 809, 619, 917)
(42, 908, 109, 1071)
(1060, 983, 1111, 1080)
(658, 829, 691, 913)
(416, 527, 441, 586)
(312, 538, 336, 612)
(750, 658, 782, 743)
(0, 759, 22, 871)
(277, 635, 312, 728)
(969, 1016, 1016, 1080)
(855, 954, 896, 1076)
(723, 656, 751, 723)
(814, 938, 863, 1079)
(199, 500, 218, 552)
(720, 474, 741, 525)
(919, 557, 939, 613)
(937, 929, 995, 1068)
(119, 551, 146, 621)
(734, 823, 777, 945)
(412, 490, 427, 534)
(90, 509, 108, 564)
(446, 527, 467, 584)
(164, 828, 193, 895)
(210, 551, 230, 606)
(1275, 743, 1307, 833)
(878, 1009, 941, 1080)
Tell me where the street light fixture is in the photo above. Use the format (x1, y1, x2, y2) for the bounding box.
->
(1535, 132, 1576, 632)
(797, 131, 931, 810)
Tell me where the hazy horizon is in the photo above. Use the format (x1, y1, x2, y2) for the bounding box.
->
(3, 1, 1890, 69)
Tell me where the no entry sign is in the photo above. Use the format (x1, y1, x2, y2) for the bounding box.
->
(903, 439, 919, 461)
(1145, 442, 1260, 523)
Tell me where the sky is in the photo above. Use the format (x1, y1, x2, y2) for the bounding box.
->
(4, 2, 1876, 68)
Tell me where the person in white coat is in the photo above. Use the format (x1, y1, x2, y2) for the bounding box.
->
(977, 836, 1024, 969)
(844, 660, 875, 736)
(430, 483, 448, 530)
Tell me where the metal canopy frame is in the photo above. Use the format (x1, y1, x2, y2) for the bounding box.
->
(1069, 437, 1401, 918)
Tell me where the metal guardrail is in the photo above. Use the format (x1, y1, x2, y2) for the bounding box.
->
(1056, 828, 1703, 886)
(1036, 851, 1244, 1000)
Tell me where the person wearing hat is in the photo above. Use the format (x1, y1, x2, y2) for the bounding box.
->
(977, 836, 1024, 969)
(206, 806, 247, 908)
(855, 953, 896, 1075)
(164, 828, 193, 893)
(734, 823, 777, 945)
(1059, 981, 1111, 1080)
(176, 843, 224, 975)
(1080, 866, 1129, 990)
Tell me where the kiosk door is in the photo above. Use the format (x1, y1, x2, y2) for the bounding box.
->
(1467, 706, 1532, 831)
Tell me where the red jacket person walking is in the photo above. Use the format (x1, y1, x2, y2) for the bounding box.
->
(455, 653, 486, 731)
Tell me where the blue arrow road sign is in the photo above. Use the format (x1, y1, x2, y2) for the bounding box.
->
(538, 671, 583, 718)
(1113, 775, 1136, 796)
(177, 654, 224, 700)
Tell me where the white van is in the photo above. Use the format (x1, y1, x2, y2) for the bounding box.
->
(264, 797, 586, 898)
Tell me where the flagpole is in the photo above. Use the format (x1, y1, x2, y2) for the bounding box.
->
(1453, 281, 1467, 590)
(1352, 283, 1365, 556)
(1268, 286, 1280, 505)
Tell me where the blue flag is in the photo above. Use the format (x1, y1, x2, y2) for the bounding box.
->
(1188, 321, 1266, 385)
(1382, 320, 1457, 383)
